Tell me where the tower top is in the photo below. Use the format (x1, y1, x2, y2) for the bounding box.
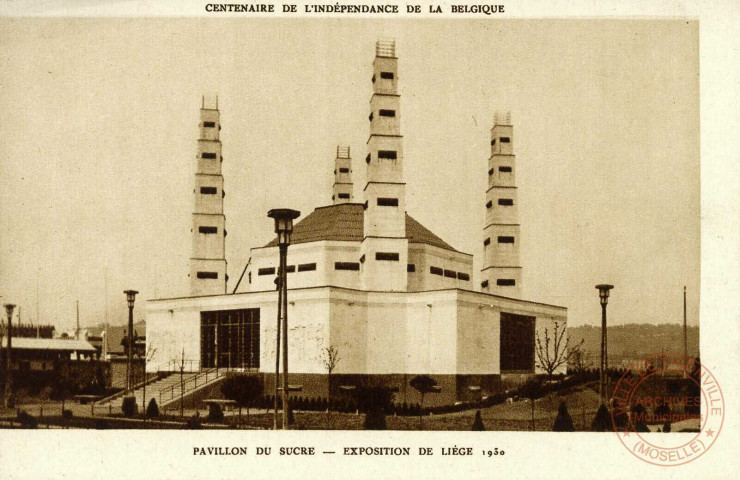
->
(376, 38, 396, 58)
(493, 110, 511, 126)
(337, 145, 350, 159)
(202, 94, 219, 110)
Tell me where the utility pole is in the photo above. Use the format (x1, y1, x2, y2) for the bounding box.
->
(3, 304, 16, 408)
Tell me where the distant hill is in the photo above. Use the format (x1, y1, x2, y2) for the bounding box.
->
(567, 323, 699, 368)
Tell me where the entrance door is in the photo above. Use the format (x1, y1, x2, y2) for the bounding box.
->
(500, 312, 536, 373)
(200, 308, 260, 369)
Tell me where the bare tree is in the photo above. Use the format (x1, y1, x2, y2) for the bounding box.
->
(569, 346, 593, 374)
(535, 322, 584, 379)
(320, 345, 341, 401)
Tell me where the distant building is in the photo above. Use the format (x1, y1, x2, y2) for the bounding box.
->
(147, 40, 568, 405)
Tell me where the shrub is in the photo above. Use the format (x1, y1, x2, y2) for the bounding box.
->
(121, 396, 138, 417)
(17, 410, 38, 429)
(471, 410, 485, 431)
(207, 404, 224, 423)
(552, 401, 574, 432)
(146, 398, 160, 418)
(187, 412, 202, 429)
(591, 404, 611, 431)
(62, 409, 73, 420)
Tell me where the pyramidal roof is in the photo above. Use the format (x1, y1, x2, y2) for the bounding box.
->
(264, 203, 462, 253)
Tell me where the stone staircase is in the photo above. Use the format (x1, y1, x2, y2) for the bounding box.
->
(97, 369, 225, 410)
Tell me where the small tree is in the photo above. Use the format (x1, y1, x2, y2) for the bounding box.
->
(320, 346, 341, 402)
(146, 398, 160, 418)
(471, 410, 486, 431)
(552, 401, 574, 431)
(356, 385, 394, 430)
(591, 404, 611, 431)
(409, 375, 438, 430)
(519, 377, 542, 431)
(535, 322, 584, 380)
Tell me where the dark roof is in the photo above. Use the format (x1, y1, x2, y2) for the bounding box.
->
(264, 203, 461, 253)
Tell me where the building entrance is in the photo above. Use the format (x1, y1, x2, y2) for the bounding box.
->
(200, 308, 260, 369)
(500, 312, 535, 373)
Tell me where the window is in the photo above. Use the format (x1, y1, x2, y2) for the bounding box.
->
(491, 139, 496, 146)
(366, 153, 371, 164)
(368, 112, 374, 121)
(407, 264, 416, 272)
(498, 236, 515, 244)
(457, 272, 470, 281)
(363, 200, 368, 210)
(377, 198, 398, 207)
(377, 150, 397, 160)
(444, 269, 456, 279)
(200, 187, 218, 195)
(338, 193, 350, 199)
(203, 121, 216, 128)
(285, 265, 295, 273)
(335, 262, 360, 271)
(481, 280, 489, 288)
(258, 267, 275, 276)
(379, 109, 396, 117)
(380, 71, 394, 79)
(359, 254, 365, 264)
(248, 272, 252, 284)
(486, 200, 493, 209)
(488, 168, 494, 176)
(198, 226, 218, 234)
(430, 266, 443, 276)
(499, 166, 512, 173)
(375, 252, 399, 261)
(298, 263, 316, 272)
(339, 168, 350, 173)
(197, 271, 218, 279)
(483, 238, 491, 246)
(498, 198, 514, 206)
(497, 279, 516, 286)
(371, 74, 376, 83)
(500, 137, 511, 143)
(201, 152, 217, 159)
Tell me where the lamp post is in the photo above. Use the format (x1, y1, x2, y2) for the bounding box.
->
(124, 290, 138, 394)
(595, 284, 614, 405)
(268, 208, 300, 430)
(3, 304, 16, 408)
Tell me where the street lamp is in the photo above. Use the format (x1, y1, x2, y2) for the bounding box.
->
(268, 208, 300, 430)
(3, 304, 16, 408)
(595, 284, 614, 405)
(124, 290, 138, 394)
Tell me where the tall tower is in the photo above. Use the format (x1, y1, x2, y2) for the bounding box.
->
(189, 96, 227, 296)
(332, 146, 353, 204)
(360, 39, 408, 291)
(481, 111, 522, 298)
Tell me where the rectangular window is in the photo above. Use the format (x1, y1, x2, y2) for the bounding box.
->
(486, 200, 493, 209)
(339, 168, 350, 173)
(197, 271, 218, 279)
(203, 121, 216, 128)
(498, 198, 514, 206)
(498, 236, 515, 244)
(200, 186, 218, 195)
(335, 262, 360, 271)
(379, 109, 396, 117)
(444, 269, 456, 279)
(500, 137, 511, 143)
(201, 152, 217, 159)
(457, 272, 470, 281)
(483, 238, 491, 246)
(380, 71, 394, 80)
(407, 264, 416, 272)
(298, 263, 317, 272)
(481, 280, 489, 288)
(198, 226, 218, 234)
(499, 166, 512, 173)
(430, 266, 443, 276)
(257, 267, 275, 276)
(375, 252, 399, 261)
(338, 193, 350, 199)
(377, 150, 398, 160)
(497, 279, 516, 286)
(285, 265, 295, 273)
(377, 198, 399, 207)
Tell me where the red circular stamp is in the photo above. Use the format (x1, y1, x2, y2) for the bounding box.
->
(609, 353, 723, 466)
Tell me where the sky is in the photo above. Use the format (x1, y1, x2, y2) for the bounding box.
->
(0, 18, 699, 331)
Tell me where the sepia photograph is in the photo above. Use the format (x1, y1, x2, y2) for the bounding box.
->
(2, 5, 736, 479)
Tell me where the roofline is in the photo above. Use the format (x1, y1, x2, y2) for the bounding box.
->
(148, 285, 567, 310)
